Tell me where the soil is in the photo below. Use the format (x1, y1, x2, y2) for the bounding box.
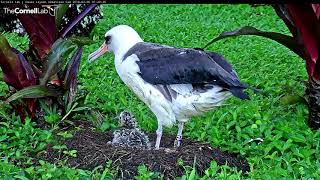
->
(40, 121, 250, 179)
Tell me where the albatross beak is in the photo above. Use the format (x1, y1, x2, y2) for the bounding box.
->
(88, 42, 108, 63)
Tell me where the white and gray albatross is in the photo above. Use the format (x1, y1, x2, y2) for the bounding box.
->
(88, 25, 257, 150)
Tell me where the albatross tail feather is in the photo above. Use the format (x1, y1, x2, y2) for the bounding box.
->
(240, 82, 262, 94)
(229, 87, 250, 100)
(229, 82, 262, 100)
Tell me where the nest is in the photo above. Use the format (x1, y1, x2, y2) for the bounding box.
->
(39, 121, 249, 179)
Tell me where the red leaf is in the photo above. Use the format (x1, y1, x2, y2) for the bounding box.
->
(306, 57, 316, 79)
(11, 48, 36, 87)
(312, 4, 320, 19)
(13, 104, 26, 122)
(273, 4, 320, 80)
(287, 4, 319, 64)
(0, 35, 36, 89)
(16, 5, 56, 60)
(26, 99, 37, 119)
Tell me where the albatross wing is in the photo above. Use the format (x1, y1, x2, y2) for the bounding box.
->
(124, 42, 255, 99)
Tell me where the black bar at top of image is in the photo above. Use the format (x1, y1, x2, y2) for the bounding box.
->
(0, 0, 317, 4)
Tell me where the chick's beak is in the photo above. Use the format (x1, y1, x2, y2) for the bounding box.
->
(88, 42, 108, 63)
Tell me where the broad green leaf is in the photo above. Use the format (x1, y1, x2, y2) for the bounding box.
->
(203, 26, 304, 58)
(279, 95, 304, 105)
(40, 38, 77, 85)
(55, 4, 69, 30)
(72, 106, 90, 112)
(6, 85, 56, 103)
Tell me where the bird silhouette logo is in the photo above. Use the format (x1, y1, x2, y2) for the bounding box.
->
(41, 5, 56, 16)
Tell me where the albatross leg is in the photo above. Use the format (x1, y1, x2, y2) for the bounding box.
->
(174, 122, 184, 148)
(155, 124, 163, 150)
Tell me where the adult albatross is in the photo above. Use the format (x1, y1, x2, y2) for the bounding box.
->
(88, 25, 256, 150)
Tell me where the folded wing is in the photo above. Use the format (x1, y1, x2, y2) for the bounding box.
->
(126, 42, 252, 99)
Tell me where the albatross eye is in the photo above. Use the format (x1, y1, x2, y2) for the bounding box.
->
(105, 35, 111, 44)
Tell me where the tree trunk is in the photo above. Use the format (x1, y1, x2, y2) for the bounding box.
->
(306, 77, 320, 129)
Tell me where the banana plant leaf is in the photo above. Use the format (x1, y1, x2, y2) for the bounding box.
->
(59, 4, 97, 38)
(0, 34, 36, 89)
(203, 26, 304, 59)
(274, 4, 320, 80)
(11, 48, 36, 85)
(63, 47, 83, 106)
(286, 4, 319, 63)
(6, 85, 57, 103)
(40, 38, 77, 85)
(272, 5, 298, 38)
(16, 4, 56, 60)
(207, 4, 320, 80)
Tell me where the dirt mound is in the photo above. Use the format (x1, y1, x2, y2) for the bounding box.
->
(41, 126, 249, 179)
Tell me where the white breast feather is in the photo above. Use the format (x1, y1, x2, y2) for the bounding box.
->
(115, 55, 176, 127)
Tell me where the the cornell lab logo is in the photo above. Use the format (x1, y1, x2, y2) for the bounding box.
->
(3, 5, 56, 16)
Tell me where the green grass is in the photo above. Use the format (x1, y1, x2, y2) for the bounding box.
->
(1, 4, 320, 179)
